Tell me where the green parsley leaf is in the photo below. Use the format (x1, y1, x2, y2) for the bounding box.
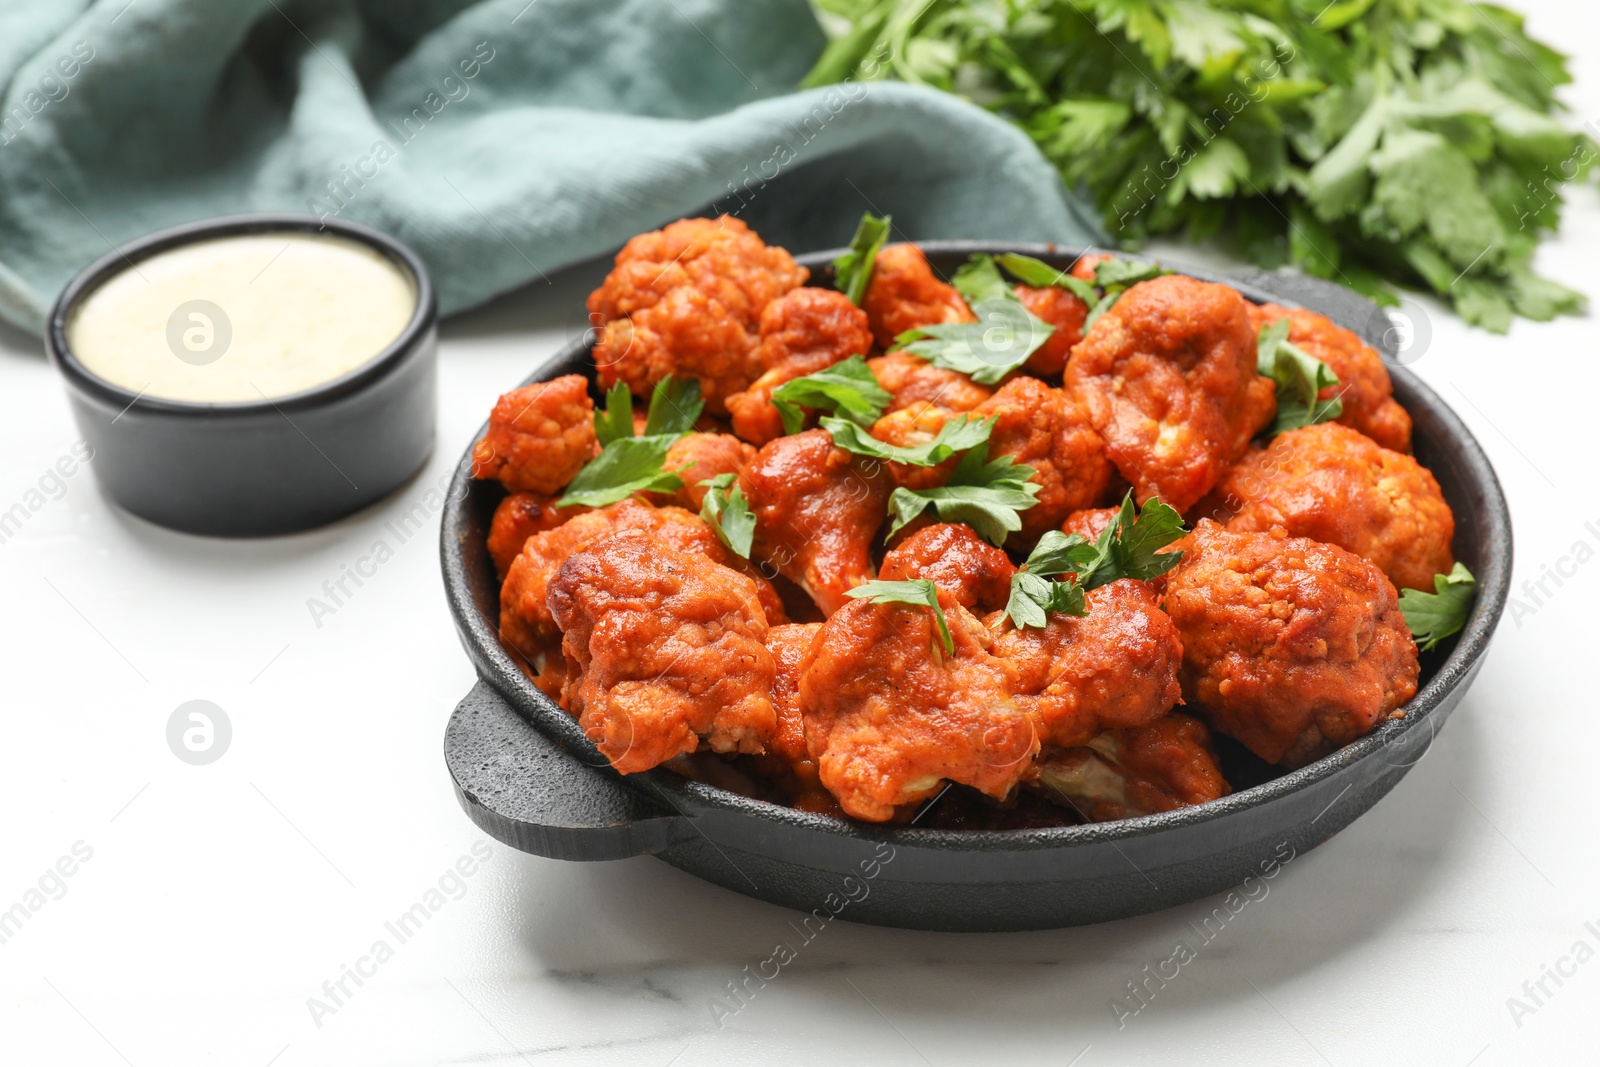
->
(803, 2, 1591, 332)
(996, 252, 1098, 305)
(557, 434, 685, 508)
(1020, 530, 1101, 578)
(895, 255, 1055, 385)
(1081, 291, 1120, 334)
(893, 303, 1053, 385)
(1074, 491, 1187, 589)
(698, 473, 755, 559)
(833, 212, 891, 306)
(561, 374, 700, 507)
(1092, 259, 1170, 289)
(593, 381, 634, 447)
(885, 442, 1040, 547)
(1256, 319, 1344, 436)
(823, 413, 994, 467)
(843, 578, 953, 655)
(950, 254, 1016, 308)
(642, 376, 704, 437)
(1005, 571, 1089, 630)
(1399, 562, 1477, 651)
(770, 355, 889, 435)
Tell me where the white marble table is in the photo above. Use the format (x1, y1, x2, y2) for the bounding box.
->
(3, 9, 1598, 1063)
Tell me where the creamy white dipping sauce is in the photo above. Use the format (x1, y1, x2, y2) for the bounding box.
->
(68, 232, 416, 403)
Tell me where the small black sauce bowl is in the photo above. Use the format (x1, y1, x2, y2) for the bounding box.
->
(46, 214, 437, 537)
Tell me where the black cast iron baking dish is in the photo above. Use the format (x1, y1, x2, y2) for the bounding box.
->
(441, 242, 1511, 932)
(47, 214, 437, 537)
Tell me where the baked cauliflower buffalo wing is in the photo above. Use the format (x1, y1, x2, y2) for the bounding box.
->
(725, 287, 874, 444)
(658, 432, 755, 512)
(1014, 283, 1088, 376)
(499, 499, 783, 679)
(487, 492, 576, 579)
(1067, 275, 1276, 512)
(799, 590, 1036, 821)
(471, 374, 597, 495)
(1209, 422, 1454, 592)
(755, 622, 838, 813)
(879, 523, 1015, 613)
(1030, 713, 1230, 822)
(1248, 302, 1412, 452)
(972, 376, 1117, 541)
(868, 349, 992, 414)
(741, 428, 892, 615)
(1164, 520, 1419, 768)
(993, 578, 1184, 748)
(548, 531, 778, 774)
(860, 242, 975, 349)
(587, 216, 807, 414)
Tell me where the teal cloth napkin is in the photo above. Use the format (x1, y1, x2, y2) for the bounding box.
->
(0, 0, 1104, 334)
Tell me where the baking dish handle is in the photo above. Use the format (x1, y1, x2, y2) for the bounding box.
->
(444, 680, 695, 860)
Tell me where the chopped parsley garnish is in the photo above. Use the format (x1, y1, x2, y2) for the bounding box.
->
(641, 375, 704, 437)
(887, 441, 1040, 547)
(1092, 258, 1170, 290)
(770, 355, 889, 435)
(558, 435, 685, 507)
(823, 413, 994, 467)
(893, 254, 1055, 385)
(1002, 491, 1187, 629)
(1399, 562, 1477, 651)
(833, 212, 891, 306)
(844, 579, 952, 655)
(950, 253, 1017, 308)
(593, 381, 634, 447)
(1257, 318, 1344, 436)
(558, 376, 700, 507)
(996, 252, 1098, 306)
(698, 473, 755, 559)
(1005, 571, 1088, 630)
(1075, 491, 1188, 588)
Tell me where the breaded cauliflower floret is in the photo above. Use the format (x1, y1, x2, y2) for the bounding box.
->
(548, 531, 779, 774)
(1209, 422, 1454, 592)
(1067, 275, 1276, 512)
(879, 522, 1016, 613)
(1248, 302, 1412, 452)
(860, 242, 974, 349)
(587, 216, 807, 414)
(499, 499, 783, 679)
(471, 374, 596, 495)
(487, 492, 579, 579)
(798, 590, 1036, 821)
(867, 349, 992, 414)
(993, 578, 1183, 748)
(972, 376, 1117, 542)
(741, 428, 891, 616)
(1014, 283, 1089, 376)
(726, 287, 873, 444)
(1163, 520, 1419, 768)
(656, 432, 756, 512)
(1031, 713, 1229, 822)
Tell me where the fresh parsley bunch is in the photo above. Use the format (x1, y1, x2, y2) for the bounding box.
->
(807, 0, 1593, 331)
